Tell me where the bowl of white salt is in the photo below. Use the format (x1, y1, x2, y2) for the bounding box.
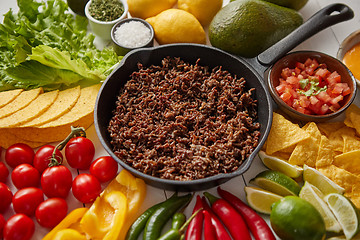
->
(111, 18, 154, 56)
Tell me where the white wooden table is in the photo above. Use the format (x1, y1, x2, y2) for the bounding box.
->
(1, 0, 360, 239)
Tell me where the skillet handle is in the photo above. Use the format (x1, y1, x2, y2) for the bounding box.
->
(257, 3, 354, 66)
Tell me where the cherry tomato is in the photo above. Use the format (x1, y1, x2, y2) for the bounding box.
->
(33, 145, 63, 173)
(35, 198, 68, 228)
(3, 214, 35, 240)
(5, 143, 34, 168)
(72, 173, 101, 204)
(41, 166, 72, 198)
(0, 214, 5, 239)
(0, 162, 9, 183)
(0, 182, 12, 213)
(65, 136, 95, 170)
(12, 187, 44, 216)
(90, 156, 118, 183)
(11, 164, 40, 189)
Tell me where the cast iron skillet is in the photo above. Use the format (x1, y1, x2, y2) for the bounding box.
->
(94, 3, 354, 191)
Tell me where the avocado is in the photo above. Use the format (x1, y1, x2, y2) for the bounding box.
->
(209, 0, 303, 58)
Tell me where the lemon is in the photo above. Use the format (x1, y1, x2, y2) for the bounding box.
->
(250, 170, 301, 196)
(303, 165, 345, 195)
(270, 196, 326, 240)
(146, 9, 206, 45)
(244, 186, 283, 214)
(299, 182, 342, 233)
(178, 0, 223, 26)
(127, 0, 177, 19)
(258, 150, 303, 178)
(324, 193, 360, 240)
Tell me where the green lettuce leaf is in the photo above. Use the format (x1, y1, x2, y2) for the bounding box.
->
(0, 0, 122, 92)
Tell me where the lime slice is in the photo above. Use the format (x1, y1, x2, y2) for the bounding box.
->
(299, 182, 342, 232)
(250, 170, 301, 196)
(303, 165, 345, 195)
(258, 150, 303, 178)
(244, 186, 283, 215)
(324, 193, 360, 240)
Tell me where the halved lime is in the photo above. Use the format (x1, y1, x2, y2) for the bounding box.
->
(299, 182, 342, 232)
(270, 196, 326, 240)
(244, 186, 283, 215)
(250, 170, 301, 196)
(324, 193, 360, 240)
(303, 165, 345, 195)
(258, 150, 303, 178)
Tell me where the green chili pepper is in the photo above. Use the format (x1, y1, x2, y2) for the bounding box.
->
(158, 209, 203, 240)
(125, 194, 178, 240)
(144, 193, 192, 240)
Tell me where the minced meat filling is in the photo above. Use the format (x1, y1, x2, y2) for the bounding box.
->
(108, 57, 261, 181)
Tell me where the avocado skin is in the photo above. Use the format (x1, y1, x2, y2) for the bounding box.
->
(231, 0, 309, 10)
(209, 0, 303, 58)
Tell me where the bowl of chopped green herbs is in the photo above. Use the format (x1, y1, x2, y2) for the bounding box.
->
(85, 0, 128, 41)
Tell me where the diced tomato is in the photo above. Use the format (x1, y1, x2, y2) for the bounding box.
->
(296, 62, 305, 70)
(329, 103, 341, 112)
(286, 76, 299, 85)
(309, 95, 319, 105)
(280, 92, 292, 103)
(319, 104, 329, 115)
(316, 91, 331, 103)
(281, 67, 293, 79)
(326, 71, 341, 85)
(315, 68, 331, 79)
(329, 95, 343, 105)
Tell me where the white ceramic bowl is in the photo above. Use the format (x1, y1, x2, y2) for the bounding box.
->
(85, 0, 128, 41)
(337, 29, 360, 86)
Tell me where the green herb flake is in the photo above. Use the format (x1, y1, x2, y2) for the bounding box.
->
(89, 0, 124, 22)
(299, 78, 309, 89)
(297, 78, 327, 97)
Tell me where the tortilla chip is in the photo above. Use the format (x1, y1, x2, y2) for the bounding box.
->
(0, 128, 45, 149)
(351, 184, 360, 209)
(344, 104, 360, 128)
(343, 134, 360, 153)
(328, 126, 356, 153)
(288, 122, 321, 167)
(316, 121, 346, 137)
(10, 84, 101, 143)
(0, 90, 59, 128)
(20, 86, 81, 127)
(315, 135, 336, 169)
(266, 112, 310, 155)
(0, 89, 24, 108)
(318, 165, 360, 195)
(333, 150, 360, 175)
(0, 88, 43, 118)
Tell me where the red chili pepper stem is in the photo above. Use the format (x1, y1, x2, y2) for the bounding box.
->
(203, 192, 218, 205)
(49, 126, 86, 167)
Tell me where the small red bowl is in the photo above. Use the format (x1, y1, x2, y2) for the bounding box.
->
(267, 51, 356, 122)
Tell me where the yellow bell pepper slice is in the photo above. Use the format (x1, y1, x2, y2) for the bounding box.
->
(80, 191, 127, 240)
(53, 229, 86, 240)
(42, 208, 88, 240)
(99, 169, 147, 240)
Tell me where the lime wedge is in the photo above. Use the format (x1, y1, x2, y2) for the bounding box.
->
(299, 182, 342, 232)
(258, 151, 303, 178)
(324, 193, 360, 240)
(250, 170, 301, 196)
(303, 165, 345, 195)
(244, 186, 283, 215)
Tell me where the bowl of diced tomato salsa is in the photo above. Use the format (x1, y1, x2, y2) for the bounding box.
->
(268, 51, 356, 121)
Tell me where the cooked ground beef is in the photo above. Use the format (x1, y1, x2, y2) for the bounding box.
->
(108, 57, 261, 181)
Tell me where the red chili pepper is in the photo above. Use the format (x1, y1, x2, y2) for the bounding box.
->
(185, 195, 204, 240)
(201, 196, 231, 240)
(217, 187, 276, 240)
(204, 192, 251, 240)
(203, 210, 217, 240)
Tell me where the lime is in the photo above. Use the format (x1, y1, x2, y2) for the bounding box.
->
(299, 182, 342, 232)
(303, 165, 345, 195)
(250, 170, 301, 196)
(270, 196, 326, 240)
(258, 150, 303, 178)
(244, 186, 282, 214)
(324, 193, 360, 240)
